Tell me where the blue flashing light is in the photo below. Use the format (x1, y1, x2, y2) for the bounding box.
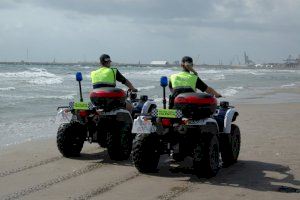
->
(76, 72, 82, 82)
(160, 76, 168, 87)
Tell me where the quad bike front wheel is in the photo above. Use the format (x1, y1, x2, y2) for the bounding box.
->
(220, 124, 241, 167)
(57, 122, 86, 157)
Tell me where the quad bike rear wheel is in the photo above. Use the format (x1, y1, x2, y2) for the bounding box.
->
(193, 134, 220, 178)
(132, 134, 160, 173)
(57, 122, 86, 157)
(107, 121, 133, 161)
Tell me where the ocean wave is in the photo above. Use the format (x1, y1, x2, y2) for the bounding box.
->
(123, 68, 176, 76)
(221, 86, 244, 97)
(202, 74, 225, 81)
(249, 72, 265, 75)
(280, 83, 296, 88)
(0, 68, 63, 85)
(225, 69, 265, 75)
(0, 93, 75, 100)
(0, 87, 15, 91)
(28, 77, 63, 85)
(201, 69, 223, 74)
(137, 86, 156, 91)
(36, 94, 75, 100)
(0, 68, 57, 78)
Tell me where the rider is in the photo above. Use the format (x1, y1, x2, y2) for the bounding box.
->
(169, 56, 222, 108)
(91, 54, 138, 111)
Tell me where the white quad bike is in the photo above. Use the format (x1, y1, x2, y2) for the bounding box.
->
(131, 76, 240, 178)
(56, 72, 157, 160)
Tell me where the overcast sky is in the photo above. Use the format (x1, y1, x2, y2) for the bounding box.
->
(0, 0, 299, 64)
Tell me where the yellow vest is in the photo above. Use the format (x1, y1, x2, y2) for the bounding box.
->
(170, 71, 197, 91)
(91, 67, 117, 86)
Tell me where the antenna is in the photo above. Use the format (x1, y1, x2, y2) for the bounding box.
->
(26, 48, 29, 61)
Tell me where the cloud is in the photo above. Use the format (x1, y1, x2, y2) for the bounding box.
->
(0, 0, 299, 63)
(13, 0, 298, 32)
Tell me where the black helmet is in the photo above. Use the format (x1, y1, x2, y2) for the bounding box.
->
(181, 56, 193, 64)
(100, 54, 111, 64)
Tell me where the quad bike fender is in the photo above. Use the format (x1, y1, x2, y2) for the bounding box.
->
(103, 109, 133, 123)
(141, 100, 157, 115)
(186, 118, 219, 134)
(132, 116, 156, 134)
(223, 108, 239, 134)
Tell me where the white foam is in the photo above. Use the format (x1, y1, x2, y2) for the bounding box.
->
(137, 86, 156, 91)
(221, 86, 244, 97)
(34, 94, 75, 100)
(0, 87, 15, 91)
(280, 83, 296, 88)
(227, 69, 265, 75)
(0, 93, 75, 100)
(201, 69, 223, 74)
(124, 68, 175, 76)
(0, 68, 56, 78)
(202, 74, 225, 81)
(249, 71, 265, 75)
(0, 68, 63, 85)
(28, 77, 63, 85)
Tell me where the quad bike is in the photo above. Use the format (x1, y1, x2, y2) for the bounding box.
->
(132, 76, 240, 178)
(56, 72, 156, 160)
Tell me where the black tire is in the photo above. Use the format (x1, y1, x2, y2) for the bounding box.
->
(132, 134, 160, 173)
(57, 122, 86, 157)
(97, 131, 107, 148)
(193, 134, 220, 178)
(220, 124, 241, 167)
(172, 153, 185, 162)
(107, 121, 133, 161)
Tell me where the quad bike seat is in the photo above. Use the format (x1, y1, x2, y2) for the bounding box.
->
(90, 87, 126, 111)
(173, 92, 217, 119)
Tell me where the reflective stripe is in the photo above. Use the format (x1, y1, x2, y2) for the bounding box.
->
(91, 67, 117, 86)
(170, 72, 197, 91)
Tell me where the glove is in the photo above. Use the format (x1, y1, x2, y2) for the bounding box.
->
(131, 88, 138, 92)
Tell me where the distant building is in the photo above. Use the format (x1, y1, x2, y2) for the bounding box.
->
(150, 61, 169, 65)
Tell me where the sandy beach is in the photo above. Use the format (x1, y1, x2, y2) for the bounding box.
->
(0, 102, 299, 200)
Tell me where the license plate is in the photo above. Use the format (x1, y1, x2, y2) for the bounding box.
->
(73, 102, 90, 110)
(157, 109, 177, 118)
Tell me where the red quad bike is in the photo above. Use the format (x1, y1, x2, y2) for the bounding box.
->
(132, 76, 240, 178)
(56, 72, 156, 160)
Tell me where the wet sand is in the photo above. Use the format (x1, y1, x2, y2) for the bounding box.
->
(0, 103, 299, 200)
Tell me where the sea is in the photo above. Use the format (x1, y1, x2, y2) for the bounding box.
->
(0, 64, 300, 149)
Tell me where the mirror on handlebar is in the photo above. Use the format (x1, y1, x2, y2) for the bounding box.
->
(130, 92, 137, 100)
(140, 95, 148, 102)
(127, 89, 138, 101)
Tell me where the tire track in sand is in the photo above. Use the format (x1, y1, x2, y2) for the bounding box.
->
(156, 183, 193, 200)
(0, 147, 102, 178)
(72, 172, 140, 200)
(0, 156, 62, 178)
(0, 162, 104, 200)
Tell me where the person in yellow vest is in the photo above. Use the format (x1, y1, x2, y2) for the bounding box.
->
(91, 54, 138, 111)
(169, 56, 222, 107)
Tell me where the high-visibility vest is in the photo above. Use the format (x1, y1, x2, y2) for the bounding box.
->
(170, 71, 197, 91)
(91, 67, 117, 86)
